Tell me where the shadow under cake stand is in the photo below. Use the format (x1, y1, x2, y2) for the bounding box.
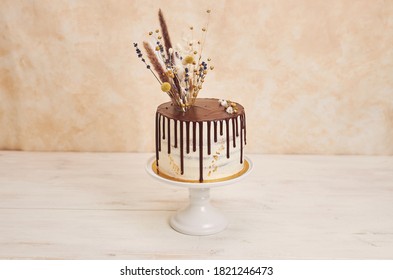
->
(146, 156, 253, 236)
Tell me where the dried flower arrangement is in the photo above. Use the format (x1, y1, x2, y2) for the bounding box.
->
(133, 9, 213, 113)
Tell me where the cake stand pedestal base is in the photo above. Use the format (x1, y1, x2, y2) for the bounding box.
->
(170, 188, 227, 235)
(146, 156, 252, 236)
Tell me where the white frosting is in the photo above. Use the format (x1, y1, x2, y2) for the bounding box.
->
(158, 116, 244, 181)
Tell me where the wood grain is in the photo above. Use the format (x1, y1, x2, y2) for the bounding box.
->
(0, 152, 392, 259)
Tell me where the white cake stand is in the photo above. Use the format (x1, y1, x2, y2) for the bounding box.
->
(145, 156, 253, 236)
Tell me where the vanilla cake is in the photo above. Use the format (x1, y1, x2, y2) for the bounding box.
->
(155, 98, 246, 182)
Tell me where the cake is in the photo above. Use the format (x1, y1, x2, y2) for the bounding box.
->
(133, 9, 247, 182)
(155, 98, 246, 182)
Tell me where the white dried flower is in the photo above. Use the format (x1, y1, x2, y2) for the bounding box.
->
(220, 99, 228, 107)
(226, 106, 234, 114)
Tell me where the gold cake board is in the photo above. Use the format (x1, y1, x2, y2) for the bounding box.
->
(151, 159, 250, 183)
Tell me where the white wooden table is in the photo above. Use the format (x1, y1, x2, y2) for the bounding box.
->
(0, 152, 392, 259)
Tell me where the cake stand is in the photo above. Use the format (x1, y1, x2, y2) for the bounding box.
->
(145, 156, 253, 236)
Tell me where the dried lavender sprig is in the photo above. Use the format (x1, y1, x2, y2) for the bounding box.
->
(133, 43, 162, 85)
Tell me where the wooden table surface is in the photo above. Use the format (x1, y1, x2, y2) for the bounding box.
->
(0, 152, 392, 259)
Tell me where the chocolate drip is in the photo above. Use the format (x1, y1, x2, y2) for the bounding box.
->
(162, 116, 166, 140)
(186, 121, 190, 154)
(155, 112, 159, 165)
(192, 121, 197, 152)
(213, 121, 218, 143)
(225, 119, 230, 158)
(167, 117, 171, 154)
(232, 118, 236, 148)
(174, 120, 178, 148)
(240, 114, 243, 164)
(180, 121, 184, 174)
(235, 116, 239, 137)
(155, 98, 246, 182)
(207, 121, 211, 155)
(158, 114, 161, 152)
(244, 114, 247, 145)
(199, 122, 203, 182)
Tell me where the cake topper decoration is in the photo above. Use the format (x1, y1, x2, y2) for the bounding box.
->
(219, 99, 238, 114)
(133, 9, 213, 113)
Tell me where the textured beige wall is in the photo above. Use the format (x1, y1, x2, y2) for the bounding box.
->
(1, 0, 393, 154)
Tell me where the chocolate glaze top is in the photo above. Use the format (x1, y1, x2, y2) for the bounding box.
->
(157, 98, 245, 122)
